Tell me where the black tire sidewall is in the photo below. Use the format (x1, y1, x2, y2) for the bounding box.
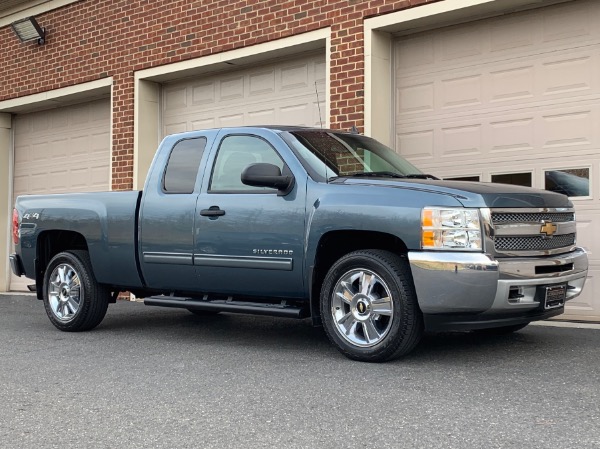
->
(320, 250, 421, 362)
(42, 251, 108, 332)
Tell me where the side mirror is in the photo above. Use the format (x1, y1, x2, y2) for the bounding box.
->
(241, 163, 294, 196)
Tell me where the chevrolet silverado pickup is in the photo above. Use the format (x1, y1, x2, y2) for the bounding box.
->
(10, 126, 588, 362)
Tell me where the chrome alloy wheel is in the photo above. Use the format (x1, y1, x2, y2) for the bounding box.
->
(331, 268, 394, 348)
(47, 263, 82, 322)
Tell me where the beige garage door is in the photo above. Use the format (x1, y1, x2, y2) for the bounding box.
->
(394, 0, 600, 321)
(162, 52, 326, 136)
(10, 99, 111, 291)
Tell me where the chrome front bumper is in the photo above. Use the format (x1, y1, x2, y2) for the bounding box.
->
(408, 247, 588, 315)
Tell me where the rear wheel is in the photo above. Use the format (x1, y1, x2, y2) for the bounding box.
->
(320, 250, 423, 362)
(43, 250, 110, 332)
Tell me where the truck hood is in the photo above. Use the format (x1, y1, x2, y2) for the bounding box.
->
(330, 178, 572, 209)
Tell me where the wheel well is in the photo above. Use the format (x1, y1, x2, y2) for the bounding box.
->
(310, 230, 408, 325)
(34, 231, 88, 299)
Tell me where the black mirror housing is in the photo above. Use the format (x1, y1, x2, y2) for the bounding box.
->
(241, 163, 294, 195)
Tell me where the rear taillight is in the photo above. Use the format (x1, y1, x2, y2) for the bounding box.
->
(12, 209, 20, 245)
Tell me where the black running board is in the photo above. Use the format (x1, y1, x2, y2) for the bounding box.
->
(144, 295, 308, 319)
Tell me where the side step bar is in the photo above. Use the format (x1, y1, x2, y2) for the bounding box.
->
(144, 295, 309, 319)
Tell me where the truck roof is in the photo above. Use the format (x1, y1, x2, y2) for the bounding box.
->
(167, 126, 356, 139)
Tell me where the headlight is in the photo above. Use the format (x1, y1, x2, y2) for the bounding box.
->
(421, 207, 482, 250)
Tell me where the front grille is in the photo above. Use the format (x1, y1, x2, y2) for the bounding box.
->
(491, 212, 574, 224)
(490, 209, 576, 254)
(494, 233, 576, 252)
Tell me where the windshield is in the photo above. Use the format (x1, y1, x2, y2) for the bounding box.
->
(282, 130, 424, 182)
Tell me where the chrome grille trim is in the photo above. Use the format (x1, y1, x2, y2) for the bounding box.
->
(485, 207, 577, 256)
(494, 233, 576, 252)
(491, 212, 574, 224)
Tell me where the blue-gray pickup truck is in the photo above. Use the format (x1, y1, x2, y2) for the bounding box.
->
(10, 126, 588, 362)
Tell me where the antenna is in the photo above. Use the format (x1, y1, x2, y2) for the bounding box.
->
(315, 81, 323, 128)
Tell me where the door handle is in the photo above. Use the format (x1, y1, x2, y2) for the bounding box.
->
(200, 206, 225, 217)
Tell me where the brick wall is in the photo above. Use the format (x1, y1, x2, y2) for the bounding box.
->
(0, 0, 442, 190)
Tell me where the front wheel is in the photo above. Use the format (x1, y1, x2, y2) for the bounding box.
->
(320, 250, 423, 362)
(43, 250, 110, 332)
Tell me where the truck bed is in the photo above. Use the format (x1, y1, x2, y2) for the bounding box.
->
(15, 191, 144, 289)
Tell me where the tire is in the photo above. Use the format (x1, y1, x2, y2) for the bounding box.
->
(320, 250, 423, 362)
(473, 323, 529, 336)
(187, 308, 220, 316)
(43, 250, 110, 332)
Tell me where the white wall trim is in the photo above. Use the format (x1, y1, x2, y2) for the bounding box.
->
(0, 0, 79, 28)
(0, 113, 12, 292)
(135, 28, 331, 82)
(0, 77, 113, 113)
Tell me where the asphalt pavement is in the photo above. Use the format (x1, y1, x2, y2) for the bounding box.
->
(1, 294, 598, 449)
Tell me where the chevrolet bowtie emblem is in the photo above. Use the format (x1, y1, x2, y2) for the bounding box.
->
(540, 221, 557, 237)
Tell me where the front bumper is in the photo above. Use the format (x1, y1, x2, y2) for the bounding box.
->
(9, 254, 25, 277)
(408, 248, 588, 331)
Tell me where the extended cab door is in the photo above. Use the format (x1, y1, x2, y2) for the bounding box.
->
(139, 131, 218, 291)
(194, 129, 306, 298)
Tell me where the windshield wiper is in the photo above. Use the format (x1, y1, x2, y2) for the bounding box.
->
(404, 173, 439, 180)
(345, 171, 407, 179)
(328, 171, 439, 182)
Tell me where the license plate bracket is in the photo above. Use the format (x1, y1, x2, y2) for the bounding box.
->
(544, 284, 566, 310)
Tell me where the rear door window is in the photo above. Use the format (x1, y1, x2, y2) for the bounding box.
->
(163, 137, 207, 194)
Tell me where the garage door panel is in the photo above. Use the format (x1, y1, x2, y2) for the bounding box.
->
(249, 71, 275, 96)
(280, 63, 308, 90)
(542, 55, 594, 97)
(220, 76, 244, 101)
(542, 110, 592, 149)
(190, 118, 215, 131)
(490, 66, 535, 104)
(165, 122, 188, 136)
(164, 86, 188, 111)
(562, 267, 599, 321)
(247, 108, 276, 124)
(191, 83, 215, 105)
(543, 1, 593, 43)
(10, 98, 110, 291)
(490, 17, 535, 53)
(69, 105, 90, 126)
(397, 48, 600, 122)
(91, 131, 110, 153)
(30, 114, 49, 133)
(395, 130, 434, 161)
(163, 52, 326, 136)
(219, 113, 245, 127)
(398, 102, 600, 169)
(397, 2, 600, 80)
(394, 0, 600, 320)
(50, 138, 70, 158)
(489, 118, 534, 154)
